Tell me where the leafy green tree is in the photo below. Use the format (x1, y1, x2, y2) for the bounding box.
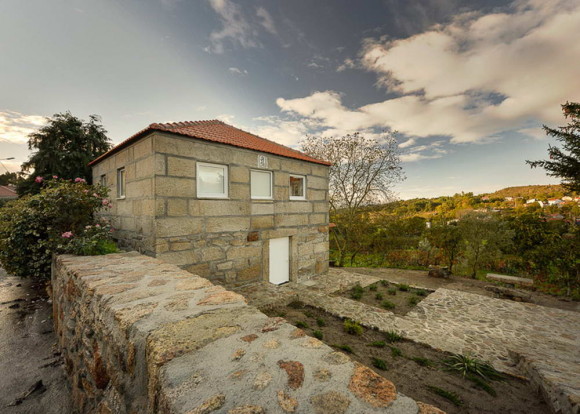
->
(0, 171, 24, 186)
(301, 132, 404, 266)
(527, 102, 580, 192)
(17, 112, 112, 195)
(426, 223, 462, 273)
(458, 213, 513, 278)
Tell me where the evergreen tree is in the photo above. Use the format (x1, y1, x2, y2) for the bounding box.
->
(527, 102, 580, 192)
(18, 112, 112, 195)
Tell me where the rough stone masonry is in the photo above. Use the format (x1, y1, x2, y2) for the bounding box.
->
(52, 252, 442, 414)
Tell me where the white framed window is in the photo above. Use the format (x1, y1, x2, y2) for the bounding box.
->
(289, 174, 306, 200)
(116, 168, 126, 199)
(251, 170, 273, 199)
(197, 162, 228, 198)
(99, 174, 107, 187)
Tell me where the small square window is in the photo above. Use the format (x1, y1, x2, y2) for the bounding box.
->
(117, 168, 126, 199)
(99, 174, 107, 187)
(289, 175, 306, 200)
(197, 162, 228, 198)
(251, 170, 272, 199)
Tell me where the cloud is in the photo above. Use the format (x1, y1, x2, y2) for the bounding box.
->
(400, 140, 449, 162)
(206, 0, 276, 53)
(256, 7, 277, 35)
(228, 67, 248, 75)
(336, 58, 356, 72)
(272, 0, 580, 147)
(0, 111, 45, 144)
(398, 138, 416, 148)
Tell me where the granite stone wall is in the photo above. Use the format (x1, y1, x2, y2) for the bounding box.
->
(93, 132, 330, 286)
(52, 253, 434, 414)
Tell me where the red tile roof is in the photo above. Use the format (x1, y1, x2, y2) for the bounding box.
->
(89, 120, 331, 166)
(0, 185, 17, 198)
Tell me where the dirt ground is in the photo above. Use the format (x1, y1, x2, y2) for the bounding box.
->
(336, 280, 432, 315)
(262, 303, 550, 414)
(0, 268, 72, 414)
(347, 267, 580, 312)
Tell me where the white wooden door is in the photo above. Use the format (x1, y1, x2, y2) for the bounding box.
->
(269, 237, 290, 285)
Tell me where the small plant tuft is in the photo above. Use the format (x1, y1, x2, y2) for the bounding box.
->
(295, 321, 309, 329)
(427, 386, 463, 407)
(387, 288, 397, 295)
(333, 344, 354, 354)
(369, 284, 378, 291)
(467, 374, 497, 396)
(384, 330, 404, 342)
(375, 293, 384, 300)
(313, 330, 323, 340)
(380, 280, 389, 286)
(371, 357, 388, 370)
(350, 283, 364, 300)
(368, 341, 386, 348)
(343, 319, 364, 336)
(276, 311, 286, 318)
(408, 295, 420, 306)
(316, 318, 326, 327)
(410, 356, 433, 367)
(443, 353, 504, 381)
(381, 300, 396, 310)
(390, 346, 403, 357)
(304, 310, 314, 318)
(398, 284, 410, 292)
(415, 289, 428, 297)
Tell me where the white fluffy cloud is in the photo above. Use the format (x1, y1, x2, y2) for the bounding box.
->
(269, 0, 580, 149)
(0, 111, 45, 144)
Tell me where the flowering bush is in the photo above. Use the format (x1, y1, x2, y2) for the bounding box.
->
(0, 178, 117, 279)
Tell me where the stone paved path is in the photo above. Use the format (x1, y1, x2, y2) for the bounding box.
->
(234, 268, 580, 414)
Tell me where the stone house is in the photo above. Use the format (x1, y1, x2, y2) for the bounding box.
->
(89, 120, 331, 286)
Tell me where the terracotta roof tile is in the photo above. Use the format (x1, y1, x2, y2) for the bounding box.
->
(89, 120, 330, 166)
(0, 185, 17, 198)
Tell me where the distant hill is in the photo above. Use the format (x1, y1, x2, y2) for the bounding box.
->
(483, 185, 566, 200)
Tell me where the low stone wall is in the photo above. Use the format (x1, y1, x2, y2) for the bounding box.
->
(52, 252, 436, 414)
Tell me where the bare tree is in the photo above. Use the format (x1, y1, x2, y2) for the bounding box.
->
(301, 132, 404, 266)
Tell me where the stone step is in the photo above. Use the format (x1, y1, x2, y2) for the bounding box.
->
(486, 273, 534, 286)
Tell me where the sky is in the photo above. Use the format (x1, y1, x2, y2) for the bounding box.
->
(1, 0, 579, 199)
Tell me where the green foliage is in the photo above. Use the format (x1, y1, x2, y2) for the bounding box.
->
(0, 179, 114, 279)
(375, 292, 384, 300)
(387, 288, 397, 295)
(0, 171, 24, 186)
(350, 283, 365, 299)
(313, 330, 323, 340)
(427, 386, 464, 407)
(316, 318, 326, 327)
(410, 356, 433, 367)
(369, 284, 378, 291)
(415, 289, 428, 297)
(443, 354, 504, 381)
(381, 300, 395, 310)
(467, 374, 497, 396)
(426, 223, 462, 273)
(380, 280, 389, 286)
(18, 112, 112, 195)
(304, 310, 314, 318)
(343, 319, 364, 336)
(384, 330, 404, 342)
(527, 102, 580, 192)
(371, 357, 388, 370)
(333, 344, 354, 354)
(295, 321, 309, 329)
(398, 284, 410, 291)
(408, 295, 420, 306)
(390, 346, 403, 357)
(368, 341, 386, 348)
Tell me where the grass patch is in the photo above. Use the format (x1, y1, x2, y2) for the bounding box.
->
(304, 310, 314, 318)
(427, 386, 464, 407)
(390, 346, 403, 357)
(409, 356, 434, 367)
(443, 353, 504, 381)
(387, 288, 397, 295)
(316, 318, 326, 327)
(381, 300, 396, 310)
(295, 321, 309, 329)
(343, 319, 364, 336)
(380, 280, 389, 286)
(467, 374, 497, 396)
(368, 340, 387, 348)
(408, 295, 420, 306)
(375, 293, 384, 300)
(398, 284, 410, 292)
(333, 344, 354, 354)
(384, 330, 404, 342)
(415, 289, 428, 297)
(313, 330, 323, 340)
(372, 357, 388, 370)
(369, 284, 378, 291)
(288, 300, 304, 309)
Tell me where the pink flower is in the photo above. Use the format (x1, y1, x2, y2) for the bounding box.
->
(83, 190, 89, 194)
(35, 176, 43, 183)
(95, 224, 101, 228)
(102, 199, 110, 206)
(74, 177, 86, 183)
(61, 231, 73, 238)
(52, 175, 58, 179)
(92, 193, 99, 198)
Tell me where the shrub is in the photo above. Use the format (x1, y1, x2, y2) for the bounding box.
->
(408, 295, 420, 306)
(375, 293, 384, 300)
(350, 283, 364, 300)
(372, 357, 388, 370)
(387, 288, 397, 295)
(304, 310, 314, 318)
(369, 284, 378, 291)
(333, 344, 354, 353)
(316, 318, 326, 327)
(443, 353, 504, 381)
(343, 319, 364, 336)
(398, 284, 410, 292)
(385, 330, 404, 342)
(390, 346, 403, 357)
(380, 280, 389, 286)
(0, 178, 115, 279)
(415, 289, 428, 297)
(295, 321, 309, 329)
(313, 330, 323, 340)
(381, 300, 395, 310)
